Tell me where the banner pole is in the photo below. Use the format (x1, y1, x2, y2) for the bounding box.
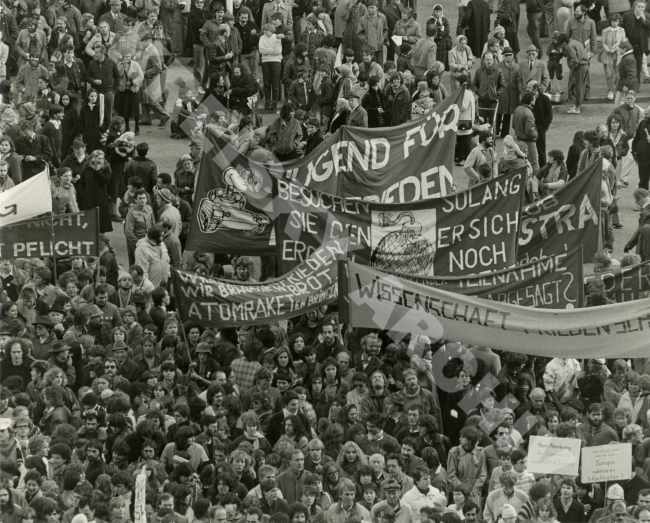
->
(46, 166, 58, 283)
(337, 259, 351, 346)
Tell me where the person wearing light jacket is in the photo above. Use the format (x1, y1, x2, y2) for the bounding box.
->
(258, 23, 283, 111)
(134, 224, 170, 287)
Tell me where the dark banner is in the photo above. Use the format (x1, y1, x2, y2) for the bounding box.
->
(172, 240, 344, 326)
(186, 128, 276, 254)
(282, 92, 461, 201)
(187, 95, 462, 255)
(275, 171, 525, 276)
(518, 161, 601, 262)
(0, 209, 99, 258)
(585, 262, 650, 303)
(399, 247, 584, 308)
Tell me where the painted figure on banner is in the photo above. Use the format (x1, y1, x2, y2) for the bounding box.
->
(370, 210, 436, 276)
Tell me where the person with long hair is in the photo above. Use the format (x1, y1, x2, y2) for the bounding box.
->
(336, 440, 368, 479)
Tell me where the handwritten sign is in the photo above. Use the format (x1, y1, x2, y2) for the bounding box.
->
(527, 436, 581, 476)
(581, 443, 632, 483)
(134, 468, 147, 523)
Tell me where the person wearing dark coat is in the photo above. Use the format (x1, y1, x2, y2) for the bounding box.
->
(622, 5, 650, 81)
(77, 149, 113, 233)
(79, 90, 105, 153)
(362, 76, 385, 127)
(40, 105, 64, 168)
(61, 137, 88, 184)
(496, 0, 520, 54)
(229, 64, 258, 112)
(496, 47, 520, 138)
(303, 116, 323, 154)
(14, 123, 53, 180)
(528, 80, 553, 167)
(383, 71, 411, 126)
(463, 0, 490, 57)
(633, 113, 650, 189)
(618, 41, 639, 94)
(60, 92, 80, 157)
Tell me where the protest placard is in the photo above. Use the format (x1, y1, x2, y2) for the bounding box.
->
(527, 436, 582, 476)
(581, 443, 633, 483)
(0, 209, 100, 259)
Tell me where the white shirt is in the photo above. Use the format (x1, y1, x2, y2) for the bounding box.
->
(400, 485, 447, 523)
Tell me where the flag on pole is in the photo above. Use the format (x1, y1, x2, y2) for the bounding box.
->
(0, 170, 52, 228)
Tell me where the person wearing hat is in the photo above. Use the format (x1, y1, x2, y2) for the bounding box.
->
(191, 342, 220, 383)
(370, 478, 414, 522)
(48, 341, 76, 386)
(493, 47, 519, 138)
(155, 187, 182, 239)
(589, 485, 627, 523)
(31, 315, 57, 360)
(518, 45, 550, 93)
(111, 340, 140, 381)
(347, 88, 368, 127)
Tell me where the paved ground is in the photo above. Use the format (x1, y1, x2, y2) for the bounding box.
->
(104, 2, 646, 271)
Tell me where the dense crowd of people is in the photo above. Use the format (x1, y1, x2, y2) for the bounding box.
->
(2, 0, 650, 520)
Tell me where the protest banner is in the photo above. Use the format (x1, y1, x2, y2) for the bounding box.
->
(346, 260, 650, 358)
(281, 92, 461, 201)
(187, 97, 461, 254)
(275, 171, 525, 276)
(0, 209, 100, 259)
(395, 246, 584, 308)
(585, 262, 650, 303)
(0, 171, 52, 228)
(186, 127, 276, 254)
(518, 161, 601, 262)
(581, 443, 633, 483)
(527, 436, 582, 476)
(173, 240, 345, 326)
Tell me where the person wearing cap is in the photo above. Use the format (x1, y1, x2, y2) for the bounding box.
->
(589, 485, 626, 523)
(494, 47, 520, 138)
(518, 45, 550, 93)
(347, 88, 368, 127)
(371, 478, 414, 522)
(156, 186, 182, 239)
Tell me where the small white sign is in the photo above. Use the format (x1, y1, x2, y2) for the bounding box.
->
(581, 443, 633, 483)
(527, 436, 582, 476)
